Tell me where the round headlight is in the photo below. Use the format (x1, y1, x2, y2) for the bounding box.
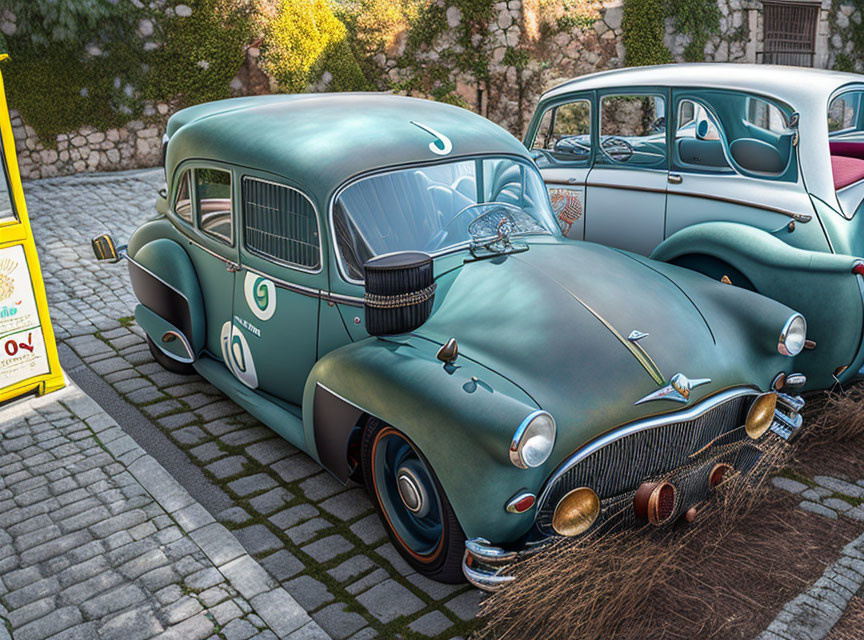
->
(778, 313, 806, 356)
(509, 411, 556, 469)
(746, 392, 777, 439)
(553, 487, 600, 536)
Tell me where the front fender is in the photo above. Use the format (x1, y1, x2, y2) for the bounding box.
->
(302, 335, 547, 545)
(652, 221, 864, 388)
(126, 235, 206, 357)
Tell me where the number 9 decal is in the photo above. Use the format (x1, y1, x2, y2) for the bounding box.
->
(244, 272, 276, 321)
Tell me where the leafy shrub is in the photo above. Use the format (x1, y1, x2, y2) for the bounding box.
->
(146, 0, 257, 108)
(261, 0, 368, 92)
(621, 0, 673, 66)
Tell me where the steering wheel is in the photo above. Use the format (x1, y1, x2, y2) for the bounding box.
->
(553, 135, 592, 157)
(601, 136, 634, 163)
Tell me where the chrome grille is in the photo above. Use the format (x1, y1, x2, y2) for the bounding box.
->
(536, 390, 762, 535)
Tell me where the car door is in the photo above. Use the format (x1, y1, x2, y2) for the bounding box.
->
(232, 174, 322, 406)
(528, 93, 593, 240)
(583, 90, 670, 255)
(665, 90, 827, 252)
(171, 164, 239, 360)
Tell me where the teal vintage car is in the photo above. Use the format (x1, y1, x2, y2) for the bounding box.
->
(93, 94, 808, 588)
(525, 63, 864, 391)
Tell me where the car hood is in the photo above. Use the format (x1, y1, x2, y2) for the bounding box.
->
(414, 239, 797, 456)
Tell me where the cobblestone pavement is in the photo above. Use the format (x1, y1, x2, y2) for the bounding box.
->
(0, 379, 327, 640)
(21, 170, 481, 639)
(759, 475, 864, 639)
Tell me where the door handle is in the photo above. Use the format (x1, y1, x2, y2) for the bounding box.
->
(667, 173, 683, 184)
(225, 261, 241, 272)
(567, 177, 580, 184)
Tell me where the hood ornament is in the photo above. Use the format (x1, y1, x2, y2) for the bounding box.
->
(627, 330, 649, 342)
(634, 373, 711, 406)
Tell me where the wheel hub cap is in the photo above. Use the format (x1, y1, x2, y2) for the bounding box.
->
(396, 466, 430, 518)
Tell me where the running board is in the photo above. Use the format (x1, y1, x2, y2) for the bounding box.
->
(193, 355, 307, 452)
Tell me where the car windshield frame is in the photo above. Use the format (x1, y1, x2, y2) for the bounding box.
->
(329, 154, 562, 285)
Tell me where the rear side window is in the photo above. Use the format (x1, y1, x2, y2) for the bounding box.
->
(599, 94, 667, 168)
(196, 168, 233, 244)
(174, 170, 193, 225)
(531, 99, 592, 167)
(673, 99, 730, 171)
(746, 97, 789, 133)
(243, 178, 320, 270)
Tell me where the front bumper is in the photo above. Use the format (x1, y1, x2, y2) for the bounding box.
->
(462, 390, 805, 591)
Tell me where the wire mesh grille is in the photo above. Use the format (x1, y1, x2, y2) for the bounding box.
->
(761, 2, 819, 67)
(536, 393, 761, 534)
(243, 178, 320, 269)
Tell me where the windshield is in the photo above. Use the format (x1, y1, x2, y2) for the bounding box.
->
(332, 157, 560, 281)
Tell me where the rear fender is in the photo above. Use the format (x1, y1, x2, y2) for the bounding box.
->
(303, 335, 547, 544)
(652, 221, 864, 386)
(127, 238, 206, 359)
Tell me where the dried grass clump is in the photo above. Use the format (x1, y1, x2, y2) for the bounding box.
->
(475, 440, 792, 640)
(799, 385, 864, 451)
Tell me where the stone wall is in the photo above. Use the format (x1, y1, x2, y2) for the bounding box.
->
(7, 0, 855, 180)
(11, 111, 166, 180)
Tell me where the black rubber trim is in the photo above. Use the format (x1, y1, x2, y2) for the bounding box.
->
(127, 257, 194, 340)
(313, 383, 364, 482)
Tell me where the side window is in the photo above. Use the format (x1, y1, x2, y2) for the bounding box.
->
(599, 94, 666, 167)
(673, 99, 729, 171)
(173, 170, 193, 225)
(196, 168, 232, 245)
(828, 91, 863, 135)
(531, 100, 592, 167)
(746, 97, 788, 133)
(243, 178, 320, 270)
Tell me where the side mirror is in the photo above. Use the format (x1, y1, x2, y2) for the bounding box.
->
(91, 233, 124, 263)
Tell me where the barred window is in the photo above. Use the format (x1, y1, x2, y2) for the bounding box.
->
(243, 178, 320, 270)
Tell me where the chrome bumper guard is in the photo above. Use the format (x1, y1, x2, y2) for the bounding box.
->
(771, 392, 805, 441)
(462, 538, 547, 591)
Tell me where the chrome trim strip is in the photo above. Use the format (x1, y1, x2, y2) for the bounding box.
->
(158, 331, 195, 363)
(666, 189, 812, 222)
(243, 264, 321, 299)
(509, 410, 556, 469)
(323, 292, 364, 308)
(536, 387, 758, 511)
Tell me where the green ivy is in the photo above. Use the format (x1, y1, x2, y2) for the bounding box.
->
(622, 0, 673, 66)
(667, 0, 720, 61)
(622, 0, 721, 65)
(831, 0, 864, 71)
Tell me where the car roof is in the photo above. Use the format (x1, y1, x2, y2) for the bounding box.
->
(542, 63, 864, 107)
(164, 93, 528, 205)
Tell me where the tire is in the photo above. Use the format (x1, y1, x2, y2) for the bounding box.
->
(362, 418, 466, 583)
(146, 334, 195, 375)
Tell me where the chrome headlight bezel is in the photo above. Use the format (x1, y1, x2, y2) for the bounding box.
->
(509, 410, 557, 469)
(778, 313, 806, 357)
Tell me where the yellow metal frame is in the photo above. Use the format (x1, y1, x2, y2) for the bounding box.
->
(0, 54, 64, 402)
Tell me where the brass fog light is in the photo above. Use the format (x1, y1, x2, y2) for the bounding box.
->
(746, 392, 777, 440)
(552, 487, 600, 536)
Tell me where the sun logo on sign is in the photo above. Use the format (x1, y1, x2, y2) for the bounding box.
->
(0, 258, 16, 302)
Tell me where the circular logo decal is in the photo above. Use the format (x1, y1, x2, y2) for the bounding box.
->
(220, 322, 258, 389)
(244, 272, 276, 321)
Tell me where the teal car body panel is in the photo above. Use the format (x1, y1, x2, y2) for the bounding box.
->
(117, 93, 807, 555)
(524, 64, 864, 389)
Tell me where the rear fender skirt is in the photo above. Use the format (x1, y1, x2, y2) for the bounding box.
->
(313, 383, 364, 483)
(126, 238, 206, 355)
(128, 257, 194, 341)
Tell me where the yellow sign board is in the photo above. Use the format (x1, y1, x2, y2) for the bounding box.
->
(0, 54, 64, 403)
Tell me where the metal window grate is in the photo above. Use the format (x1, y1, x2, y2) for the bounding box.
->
(243, 178, 320, 270)
(761, 1, 819, 67)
